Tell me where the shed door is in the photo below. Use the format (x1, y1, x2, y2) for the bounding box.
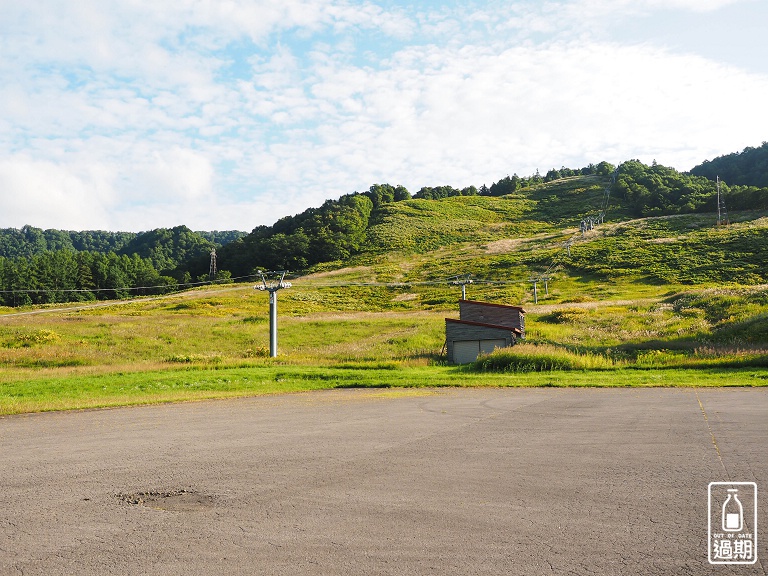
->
(453, 340, 480, 364)
(480, 339, 507, 355)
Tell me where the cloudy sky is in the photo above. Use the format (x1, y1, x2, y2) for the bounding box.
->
(1, 0, 767, 232)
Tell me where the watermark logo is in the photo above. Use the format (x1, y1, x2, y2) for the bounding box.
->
(708, 482, 757, 565)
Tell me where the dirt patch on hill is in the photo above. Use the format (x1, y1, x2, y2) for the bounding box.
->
(302, 266, 370, 279)
(484, 239, 525, 254)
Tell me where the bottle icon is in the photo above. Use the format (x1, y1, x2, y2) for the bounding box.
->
(722, 488, 743, 532)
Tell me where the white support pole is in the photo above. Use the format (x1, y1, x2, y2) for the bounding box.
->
(269, 289, 278, 357)
(449, 275, 472, 300)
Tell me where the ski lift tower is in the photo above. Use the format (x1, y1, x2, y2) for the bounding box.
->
(449, 274, 474, 300)
(254, 270, 292, 357)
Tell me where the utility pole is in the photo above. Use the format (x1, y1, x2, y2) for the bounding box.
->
(716, 176, 730, 226)
(254, 270, 292, 357)
(717, 176, 722, 226)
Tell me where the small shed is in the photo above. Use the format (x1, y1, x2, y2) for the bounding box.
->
(445, 319, 522, 364)
(445, 300, 526, 364)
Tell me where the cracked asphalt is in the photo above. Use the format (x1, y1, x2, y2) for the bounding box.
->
(1, 387, 766, 575)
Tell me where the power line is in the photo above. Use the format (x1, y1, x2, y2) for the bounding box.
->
(0, 274, 256, 296)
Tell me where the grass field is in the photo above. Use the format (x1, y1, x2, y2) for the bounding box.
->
(3, 185, 768, 414)
(2, 277, 768, 415)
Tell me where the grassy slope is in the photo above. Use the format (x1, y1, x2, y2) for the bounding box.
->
(2, 176, 768, 414)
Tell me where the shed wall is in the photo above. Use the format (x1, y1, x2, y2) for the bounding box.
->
(445, 321, 515, 364)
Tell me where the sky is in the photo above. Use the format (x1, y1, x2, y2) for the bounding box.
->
(1, 0, 767, 233)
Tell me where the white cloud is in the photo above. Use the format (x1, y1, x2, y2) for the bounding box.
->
(1, 0, 767, 232)
(0, 156, 115, 230)
(272, 40, 768, 192)
(128, 147, 214, 204)
(560, 0, 748, 19)
(632, 0, 745, 11)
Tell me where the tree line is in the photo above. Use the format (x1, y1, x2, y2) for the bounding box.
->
(690, 141, 768, 188)
(0, 251, 179, 307)
(0, 225, 244, 266)
(413, 161, 617, 200)
(0, 226, 244, 307)
(616, 160, 768, 216)
(0, 226, 135, 259)
(2, 146, 767, 307)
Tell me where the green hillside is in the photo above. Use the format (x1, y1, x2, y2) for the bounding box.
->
(3, 151, 768, 307)
(3, 183, 768, 412)
(3, 170, 768, 307)
(3, 151, 768, 414)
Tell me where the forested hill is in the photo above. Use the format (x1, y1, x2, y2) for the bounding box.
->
(3, 144, 768, 308)
(0, 225, 246, 306)
(0, 226, 135, 258)
(191, 156, 768, 279)
(689, 141, 768, 187)
(0, 225, 244, 268)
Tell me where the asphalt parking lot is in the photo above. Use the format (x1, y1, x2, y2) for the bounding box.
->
(1, 387, 766, 575)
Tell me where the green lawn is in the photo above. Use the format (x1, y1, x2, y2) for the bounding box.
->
(2, 364, 767, 415)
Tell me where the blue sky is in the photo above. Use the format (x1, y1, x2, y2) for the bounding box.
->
(1, 0, 767, 232)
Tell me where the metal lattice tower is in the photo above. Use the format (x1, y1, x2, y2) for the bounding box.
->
(716, 176, 730, 226)
(209, 249, 217, 280)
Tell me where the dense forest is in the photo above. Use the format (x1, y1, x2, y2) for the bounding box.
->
(2, 144, 768, 307)
(617, 159, 768, 217)
(0, 227, 135, 258)
(0, 251, 179, 306)
(0, 226, 244, 307)
(690, 142, 768, 187)
(0, 225, 244, 263)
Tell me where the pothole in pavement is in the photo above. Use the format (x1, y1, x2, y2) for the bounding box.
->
(115, 489, 216, 511)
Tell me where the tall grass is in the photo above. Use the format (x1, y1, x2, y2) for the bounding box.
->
(472, 343, 618, 372)
(471, 343, 768, 373)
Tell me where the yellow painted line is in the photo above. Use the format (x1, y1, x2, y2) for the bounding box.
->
(695, 390, 729, 478)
